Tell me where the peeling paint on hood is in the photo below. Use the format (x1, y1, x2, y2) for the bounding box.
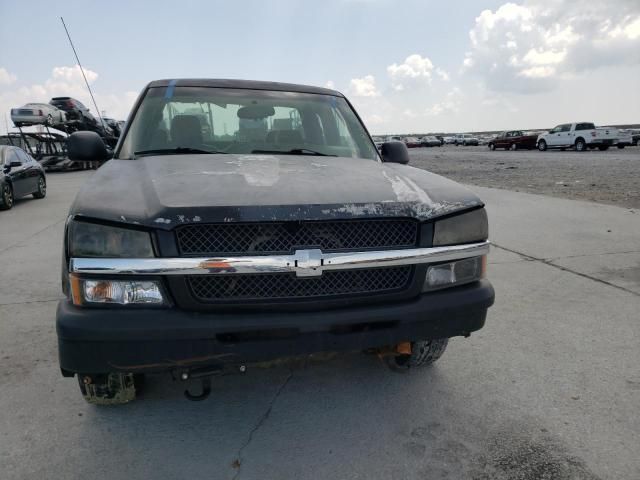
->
(382, 171, 434, 205)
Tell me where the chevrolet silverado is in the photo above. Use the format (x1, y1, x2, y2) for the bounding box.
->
(58, 79, 494, 404)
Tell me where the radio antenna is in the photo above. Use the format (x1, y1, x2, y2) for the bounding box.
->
(60, 17, 104, 128)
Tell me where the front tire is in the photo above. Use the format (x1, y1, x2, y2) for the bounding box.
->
(1, 183, 13, 210)
(510, 143, 517, 151)
(617, 145, 625, 149)
(538, 140, 547, 151)
(77, 373, 137, 405)
(382, 339, 449, 372)
(33, 176, 46, 199)
(489, 143, 495, 151)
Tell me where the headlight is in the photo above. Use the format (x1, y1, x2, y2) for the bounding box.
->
(69, 276, 166, 306)
(423, 256, 486, 291)
(69, 221, 154, 257)
(433, 208, 488, 246)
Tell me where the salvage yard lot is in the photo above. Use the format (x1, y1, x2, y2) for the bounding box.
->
(1, 158, 639, 479)
(410, 145, 640, 209)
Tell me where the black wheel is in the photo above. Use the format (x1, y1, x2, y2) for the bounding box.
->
(598, 145, 609, 151)
(1, 183, 13, 210)
(617, 145, 625, 149)
(538, 140, 547, 151)
(510, 143, 517, 151)
(489, 143, 495, 151)
(382, 339, 449, 372)
(575, 138, 586, 152)
(33, 176, 46, 199)
(77, 373, 137, 405)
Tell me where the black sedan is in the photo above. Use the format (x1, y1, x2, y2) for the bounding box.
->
(420, 136, 442, 147)
(1, 146, 47, 210)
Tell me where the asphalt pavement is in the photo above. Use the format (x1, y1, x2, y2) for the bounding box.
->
(1, 170, 639, 480)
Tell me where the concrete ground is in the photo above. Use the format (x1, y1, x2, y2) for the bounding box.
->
(1, 170, 639, 480)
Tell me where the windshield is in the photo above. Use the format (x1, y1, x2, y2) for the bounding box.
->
(118, 86, 378, 160)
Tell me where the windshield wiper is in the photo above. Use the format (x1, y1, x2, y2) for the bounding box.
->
(251, 148, 336, 157)
(133, 147, 225, 157)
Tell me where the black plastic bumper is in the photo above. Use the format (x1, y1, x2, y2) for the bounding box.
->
(56, 280, 494, 374)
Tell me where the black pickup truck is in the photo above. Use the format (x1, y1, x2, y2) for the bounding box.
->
(58, 79, 494, 404)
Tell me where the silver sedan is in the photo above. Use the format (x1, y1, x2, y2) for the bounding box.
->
(10, 103, 67, 127)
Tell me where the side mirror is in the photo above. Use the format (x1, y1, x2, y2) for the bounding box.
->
(381, 141, 409, 164)
(67, 131, 111, 162)
(4, 161, 21, 172)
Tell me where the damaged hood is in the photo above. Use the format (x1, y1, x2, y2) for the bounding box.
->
(70, 154, 482, 227)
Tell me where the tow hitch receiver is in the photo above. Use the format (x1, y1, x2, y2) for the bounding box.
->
(184, 376, 212, 401)
(179, 364, 247, 401)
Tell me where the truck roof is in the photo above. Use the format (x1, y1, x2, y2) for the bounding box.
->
(146, 78, 343, 97)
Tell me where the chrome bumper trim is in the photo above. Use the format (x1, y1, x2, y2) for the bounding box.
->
(70, 241, 490, 278)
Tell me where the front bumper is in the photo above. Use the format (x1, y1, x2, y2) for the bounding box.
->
(57, 279, 494, 374)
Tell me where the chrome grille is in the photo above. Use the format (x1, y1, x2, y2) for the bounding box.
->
(176, 219, 418, 256)
(188, 266, 413, 302)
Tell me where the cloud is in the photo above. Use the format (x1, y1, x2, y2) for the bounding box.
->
(324, 80, 336, 89)
(0, 67, 17, 86)
(0, 65, 138, 133)
(463, 0, 640, 93)
(387, 54, 435, 90)
(425, 88, 463, 116)
(435, 68, 450, 81)
(347, 75, 380, 97)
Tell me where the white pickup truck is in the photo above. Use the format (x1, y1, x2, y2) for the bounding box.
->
(537, 122, 619, 152)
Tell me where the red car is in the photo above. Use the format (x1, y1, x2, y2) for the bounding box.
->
(403, 136, 422, 148)
(488, 130, 537, 151)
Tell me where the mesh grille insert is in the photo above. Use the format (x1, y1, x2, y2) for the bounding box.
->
(176, 219, 418, 255)
(188, 266, 413, 302)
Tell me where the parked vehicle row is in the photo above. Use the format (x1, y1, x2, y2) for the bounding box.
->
(370, 124, 637, 153)
(486, 122, 638, 152)
(537, 123, 619, 152)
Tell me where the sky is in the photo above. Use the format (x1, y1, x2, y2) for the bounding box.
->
(1, 0, 639, 135)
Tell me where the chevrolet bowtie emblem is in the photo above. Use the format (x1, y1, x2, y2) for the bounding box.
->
(292, 249, 324, 277)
